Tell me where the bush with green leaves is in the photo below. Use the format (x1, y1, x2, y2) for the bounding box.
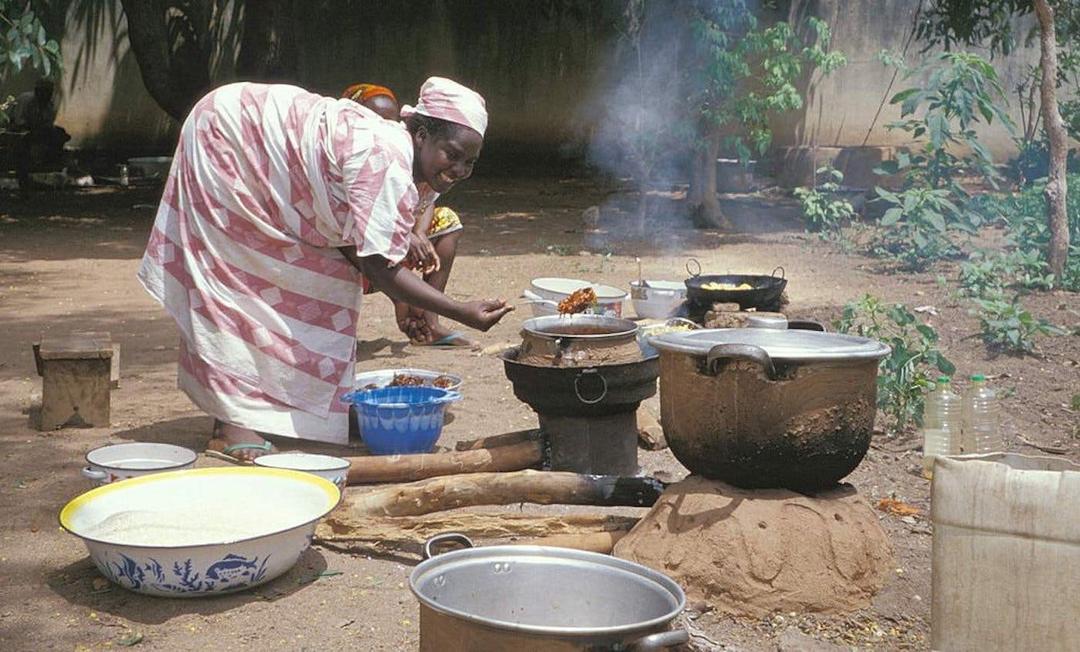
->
(971, 293, 1063, 354)
(958, 249, 1056, 297)
(998, 173, 1080, 291)
(0, 2, 62, 81)
(872, 187, 972, 270)
(834, 295, 956, 433)
(794, 166, 855, 239)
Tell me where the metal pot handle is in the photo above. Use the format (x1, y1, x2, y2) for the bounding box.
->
(787, 319, 827, 332)
(81, 466, 108, 482)
(685, 258, 702, 278)
(706, 343, 777, 380)
(771, 266, 785, 279)
(423, 533, 475, 560)
(627, 629, 691, 651)
(573, 368, 608, 405)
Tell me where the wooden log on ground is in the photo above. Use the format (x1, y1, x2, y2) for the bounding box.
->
(511, 530, 628, 554)
(316, 512, 637, 546)
(343, 469, 666, 517)
(345, 440, 541, 485)
(455, 429, 538, 452)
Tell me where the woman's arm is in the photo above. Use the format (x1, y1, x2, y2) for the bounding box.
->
(339, 247, 511, 330)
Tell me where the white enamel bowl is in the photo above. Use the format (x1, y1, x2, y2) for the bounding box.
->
(254, 453, 350, 491)
(59, 467, 340, 597)
(630, 280, 687, 319)
(82, 442, 197, 486)
(525, 277, 628, 317)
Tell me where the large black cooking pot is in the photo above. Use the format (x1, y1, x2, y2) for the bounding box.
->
(683, 259, 787, 311)
(502, 348, 659, 417)
(651, 328, 891, 490)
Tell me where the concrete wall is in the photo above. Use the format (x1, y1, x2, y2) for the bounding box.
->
(0, 0, 1050, 169)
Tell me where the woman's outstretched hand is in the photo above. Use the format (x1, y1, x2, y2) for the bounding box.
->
(459, 299, 514, 331)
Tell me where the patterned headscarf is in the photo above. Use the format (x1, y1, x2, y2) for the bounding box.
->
(400, 77, 487, 137)
(341, 83, 398, 104)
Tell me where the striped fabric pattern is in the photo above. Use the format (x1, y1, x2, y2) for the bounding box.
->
(138, 82, 419, 444)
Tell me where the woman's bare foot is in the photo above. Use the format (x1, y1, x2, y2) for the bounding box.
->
(206, 420, 277, 463)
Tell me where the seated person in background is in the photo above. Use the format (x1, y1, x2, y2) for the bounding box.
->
(11, 78, 70, 198)
(343, 82, 474, 347)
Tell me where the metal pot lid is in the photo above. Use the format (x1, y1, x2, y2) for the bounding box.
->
(651, 328, 890, 362)
(522, 314, 639, 339)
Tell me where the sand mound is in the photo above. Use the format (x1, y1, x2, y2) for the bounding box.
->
(614, 476, 893, 617)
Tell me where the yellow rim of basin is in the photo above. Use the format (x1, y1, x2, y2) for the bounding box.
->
(59, 466, 340, 535)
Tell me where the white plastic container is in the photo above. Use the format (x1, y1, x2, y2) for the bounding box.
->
(524, 278, 628, 317)
(921, 376, 961, 477)
(931, 453, 1080, 650)
(961, 374, 1000, 454)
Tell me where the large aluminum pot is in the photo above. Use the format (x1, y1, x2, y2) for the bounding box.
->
(519, 314, 641, 367)
(651, 328, 891, 490)
(410, 533, 688, 651)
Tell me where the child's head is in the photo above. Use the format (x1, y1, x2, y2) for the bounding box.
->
(341, 83, 400, 121)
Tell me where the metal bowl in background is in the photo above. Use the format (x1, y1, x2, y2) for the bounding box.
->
(82, 442, 197, 486)
(410, 533, 688, 651)
(630, 280, 686, 319)
(59, 467, 340, 597)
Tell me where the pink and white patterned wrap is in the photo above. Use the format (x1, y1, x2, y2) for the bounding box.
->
(400, 76, 488, 136)
(137, 82, 420, 444)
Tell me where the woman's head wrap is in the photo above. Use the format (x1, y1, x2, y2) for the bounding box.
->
(341, 83, 398, 104)
(400, 77, 487, 137)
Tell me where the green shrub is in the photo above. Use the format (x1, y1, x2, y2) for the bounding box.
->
(971, 293, 1063, 354)
(835, 296, 955, 433)
(999, 174, 1080, 291)
(795, 166, 855, 239)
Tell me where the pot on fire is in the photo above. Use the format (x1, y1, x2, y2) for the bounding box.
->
(518, 315, 642, 367)
(650, 328, 890, 490)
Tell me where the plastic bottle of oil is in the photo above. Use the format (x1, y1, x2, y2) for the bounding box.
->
(961, 374, 1000, 454)
(921, 376, 961, 478)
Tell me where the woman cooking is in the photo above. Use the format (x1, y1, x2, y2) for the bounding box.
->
(138, 77, 511, 462)
(342, 81, 474, 347)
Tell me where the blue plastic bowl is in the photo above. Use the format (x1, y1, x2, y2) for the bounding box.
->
(342, 386, 462, 455)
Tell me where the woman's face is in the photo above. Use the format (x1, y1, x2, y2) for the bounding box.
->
(413, 125, 483, 194)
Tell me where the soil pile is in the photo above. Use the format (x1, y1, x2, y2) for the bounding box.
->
(614, 476, 893, 617)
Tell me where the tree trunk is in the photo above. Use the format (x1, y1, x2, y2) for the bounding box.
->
(342, 470, 666, 517)
(688, 130, 731, 229)
(1034, 0, 1070, 281)
(120, 0, 211, 121)
(344, 440, 542, 485)
(235, 0, 299, 81)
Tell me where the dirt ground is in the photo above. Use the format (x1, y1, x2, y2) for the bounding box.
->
(1, 177, 1077, 651)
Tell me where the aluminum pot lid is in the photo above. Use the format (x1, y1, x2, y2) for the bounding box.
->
(651, 328, 890, 362)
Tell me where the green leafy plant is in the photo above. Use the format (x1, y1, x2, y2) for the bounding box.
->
(794, 166, 855, 239)
(876, 51, 1014, 193)
(0, 1, 62, 81)
(958, 249, 1056, 297)
(835, 295, 956, 433)
(872, 187, 970, 270)
(998, 174, 1080, 291)
(971, 294, 1063, 354)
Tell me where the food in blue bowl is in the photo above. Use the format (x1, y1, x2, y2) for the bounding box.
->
(342, 386, 462, 455)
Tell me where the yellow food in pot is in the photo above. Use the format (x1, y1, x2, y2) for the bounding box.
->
(701, 281, 753, 291)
